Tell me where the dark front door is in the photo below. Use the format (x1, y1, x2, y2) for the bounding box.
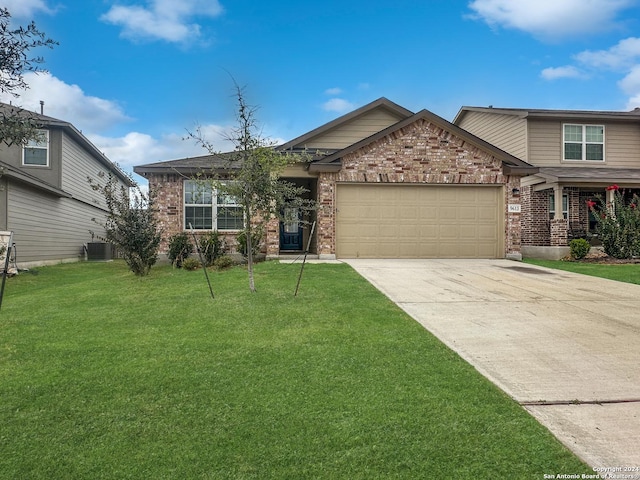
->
(280, 207, 303, 251)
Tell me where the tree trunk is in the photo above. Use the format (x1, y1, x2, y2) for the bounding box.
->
(246, 206, 256, 292)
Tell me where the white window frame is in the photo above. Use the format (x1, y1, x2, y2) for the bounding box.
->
(183, 180, 244, 231)
(549, 193, 569, 220)
(563, 124, 605, 162)
(22, 129, 49, 166)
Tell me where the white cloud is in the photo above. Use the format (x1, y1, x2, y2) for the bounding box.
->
(322, 98, 354, 113)
(89, 126, 238, 169)
(0, 72, 130, 132)
(1, 0, 53, 18)
(619, 65, 640, 96)
(324, 87, 342, 96)
(574, 37, 640, 70)
(101, 0, 224, 44)
(573, 38, 640, 109)
(540, 65, 586, 80)
(0, 71, 286, 177)
(625, 93, 640, 110)
(468, 0, 635, 39)
(541, 37, 640, 108)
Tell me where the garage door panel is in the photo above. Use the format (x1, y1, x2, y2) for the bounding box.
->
(336, 185, 503, 259)
(479, 209, 499, 221)
(439, 189, 460, 202)
(478, 225, 499, 239)
(439, 225, 460, 239)
(419, 225, 439, 239)
(458, 225, 479, 237)
(438, 206, 459, 218)
(418, 208, 438, 220)
(459, 210, 479, 221)
(418, 244, 439, 256)
(380, 205, 399, 219)
(399, 207, 419, 220)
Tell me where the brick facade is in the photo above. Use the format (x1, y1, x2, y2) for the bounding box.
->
(149, 119, 526, 259)
(149, 173, 241, 254)
(521, 186, 602, 247)
(315, 119, 522, 258)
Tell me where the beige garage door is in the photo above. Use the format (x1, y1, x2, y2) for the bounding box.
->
(336, 184, 503, 259)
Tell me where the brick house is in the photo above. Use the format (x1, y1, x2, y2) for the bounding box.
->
(134, 98, 535, 260)
(454, 106, 640, 259)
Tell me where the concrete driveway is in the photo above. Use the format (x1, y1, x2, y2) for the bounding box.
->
(343, 259, 640, 470)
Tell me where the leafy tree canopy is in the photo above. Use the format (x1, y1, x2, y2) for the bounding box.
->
(0, 8, 57, 147)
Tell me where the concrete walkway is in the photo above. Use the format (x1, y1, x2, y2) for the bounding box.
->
(343, 259, 640, 470)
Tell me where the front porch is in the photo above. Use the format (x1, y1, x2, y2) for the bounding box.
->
(521, 167, 640, 259)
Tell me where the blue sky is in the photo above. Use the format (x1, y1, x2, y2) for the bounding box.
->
(4, 0, 640, 185)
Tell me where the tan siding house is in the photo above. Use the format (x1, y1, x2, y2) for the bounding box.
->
(454, 106, 640, 259)
(302, 109, 411, 150)
(456, 110, 528, 160)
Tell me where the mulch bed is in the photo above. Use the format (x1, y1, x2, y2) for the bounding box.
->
(573, 249, 640, 264)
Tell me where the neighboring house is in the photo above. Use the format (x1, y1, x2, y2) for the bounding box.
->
(454, 106, 640, 259)
(135, 98, 535, 260)
(0, 103, 133, 267)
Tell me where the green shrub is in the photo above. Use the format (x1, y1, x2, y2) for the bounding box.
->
(237, 227, 263, 258)
(569, 238, 590, 260)
(213, 255, 236, 270)
(168, 232, 193, 268)
(589, 186, 640, 259)
(88, 173, 161, 276)
(198, 231, 224, 266)
(182, 257, 201, 270)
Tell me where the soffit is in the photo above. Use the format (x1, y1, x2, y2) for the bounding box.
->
(527, 167, 640, 189)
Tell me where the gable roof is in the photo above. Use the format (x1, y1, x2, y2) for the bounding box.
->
(454, 106, 640, 124)
(309, 108, 537, 174)
(0, 103, 133, 186)
(135, 97, 415, 175)
(134, 99, 536, 177)
(276, 97, 414, 152)
(133, 153, 240, 176)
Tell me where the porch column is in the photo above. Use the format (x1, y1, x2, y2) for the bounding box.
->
(606, 188, 616, 215)
(550, 185, 568, 246)
(265, 215, 280, 257)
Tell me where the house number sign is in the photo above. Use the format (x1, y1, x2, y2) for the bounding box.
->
(508, 204, 521, 213)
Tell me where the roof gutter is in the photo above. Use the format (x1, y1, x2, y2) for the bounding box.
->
(308, 162, 342, 173)
(1, 164, 72, 198)
(503, 165, 539, 176)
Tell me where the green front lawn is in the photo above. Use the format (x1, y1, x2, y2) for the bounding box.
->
(1, 261, 589, 479)
(524, 258, 640, 284)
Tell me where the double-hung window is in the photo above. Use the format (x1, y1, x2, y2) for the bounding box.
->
(23, 129, 49, 166)
(184, 180, 243, 231)
(563, 124, 604, 161)
(549, 193, 568, 220)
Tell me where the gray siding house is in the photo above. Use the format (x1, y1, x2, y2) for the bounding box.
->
(0, 104, 133, 267)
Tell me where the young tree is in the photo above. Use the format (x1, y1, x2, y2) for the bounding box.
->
(190, 85, 314, 292)
(0, 8, 57, 147)
(88, 173, 162, 276)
